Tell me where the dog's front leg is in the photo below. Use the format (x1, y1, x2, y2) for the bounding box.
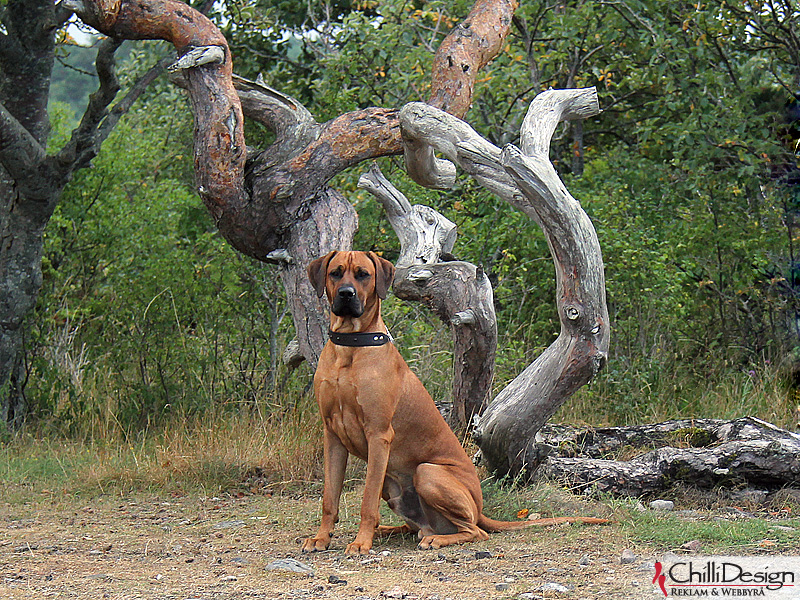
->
(301, 428, 348, 553)
(345, 427, 394, 555)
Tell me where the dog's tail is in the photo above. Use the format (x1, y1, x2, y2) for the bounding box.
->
(477, 514, 609, 532)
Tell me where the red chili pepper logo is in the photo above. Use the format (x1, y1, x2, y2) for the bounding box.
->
(653, 561, 668, 597)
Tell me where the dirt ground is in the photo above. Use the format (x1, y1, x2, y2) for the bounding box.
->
(0, 487, 675, 600)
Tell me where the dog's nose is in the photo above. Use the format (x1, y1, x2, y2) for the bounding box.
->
(337, 285, 356, 298)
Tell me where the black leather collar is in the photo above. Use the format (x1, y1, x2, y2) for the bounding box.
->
(328, 330, 393, 347)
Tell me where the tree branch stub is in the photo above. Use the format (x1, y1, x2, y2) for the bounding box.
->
(357, 164, 456, 269)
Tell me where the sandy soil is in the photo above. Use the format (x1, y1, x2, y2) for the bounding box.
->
(0, 487, 670, 600)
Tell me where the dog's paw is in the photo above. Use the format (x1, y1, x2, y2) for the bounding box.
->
(344, 539, 373, 555)
(300, 536, 331, 553)
(416, 535, 440, 550)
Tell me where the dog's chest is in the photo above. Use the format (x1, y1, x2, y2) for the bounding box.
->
(317, 372, 370, 458)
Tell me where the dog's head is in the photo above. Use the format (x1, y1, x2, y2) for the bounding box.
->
(307, 251, 395, 318)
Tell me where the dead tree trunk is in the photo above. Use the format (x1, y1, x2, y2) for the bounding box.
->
(397, 89, 609, 479)
(67, 0, 518, 370)
(534, 417, 800, 496)
(358, 164, 496, 429)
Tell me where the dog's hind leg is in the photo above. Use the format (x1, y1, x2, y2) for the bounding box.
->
(413, 463, 489, 550)
(376, 523, 415, 537)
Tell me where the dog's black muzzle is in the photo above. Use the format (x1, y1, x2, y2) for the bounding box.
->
(331, 285, 364, 317)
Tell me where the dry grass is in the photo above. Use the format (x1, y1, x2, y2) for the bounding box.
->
(1, 402, 329, 497)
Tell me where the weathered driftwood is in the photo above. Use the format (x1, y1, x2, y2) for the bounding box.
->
(357, 164, 456, 269)
(535, 417, 800, 497)
(398, 89, 609, 479)
(67, 0, 519, 369)
(358, 164, 496, 428)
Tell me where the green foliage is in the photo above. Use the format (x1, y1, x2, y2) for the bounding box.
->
(31, 69, 304, 435)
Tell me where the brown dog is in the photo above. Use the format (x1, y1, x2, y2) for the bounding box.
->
(303, 250, 605, 554)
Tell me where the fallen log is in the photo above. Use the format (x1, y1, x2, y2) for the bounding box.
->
(533, 417, 800, 497)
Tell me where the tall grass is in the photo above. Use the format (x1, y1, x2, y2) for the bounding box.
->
(563, 358, 796, 429)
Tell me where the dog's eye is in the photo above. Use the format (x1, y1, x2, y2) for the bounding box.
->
(329, 267, 344, 280)
(355, 269, 370, 280)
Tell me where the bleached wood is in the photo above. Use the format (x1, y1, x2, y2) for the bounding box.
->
(400, 89, 609, 478)
(537, 417, 800, 496)
(168, 45, 225, 71)
(358, 164, 456, 269)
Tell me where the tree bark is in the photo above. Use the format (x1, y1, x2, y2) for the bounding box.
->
(396, 89, 609, 480)
(0, 3, 169, 426)
(358, 164, 496, 429)
(535, 417, 800, 496)
(68, 0, 518, 368)
(0, 1, 61, 426)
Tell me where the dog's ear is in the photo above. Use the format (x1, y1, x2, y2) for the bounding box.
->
(368, 252, 395, 300)
(307, 251, 337, 298)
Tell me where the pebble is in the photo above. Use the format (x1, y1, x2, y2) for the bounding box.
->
(495, 583, 510, 591)
(536, 582, 573, 593)
(475, 550, 493, 560)
(620, 549, 636, 564)
(680, 539, 702, 552)
(578, 554, 590, 566)
(649, 500, 674, 511)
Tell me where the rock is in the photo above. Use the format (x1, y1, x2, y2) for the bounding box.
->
(620, 549, 636, 564)
(382, 586, 408, 598)
(495, 583, 510, 591)
(578, 554, 590, 566)
(649, 500, 674, 511)
(475, 550, 493, 560)
(328, 575, 347, 585)
(518, 594, 543, 600)
(265, 558, 314, 576)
